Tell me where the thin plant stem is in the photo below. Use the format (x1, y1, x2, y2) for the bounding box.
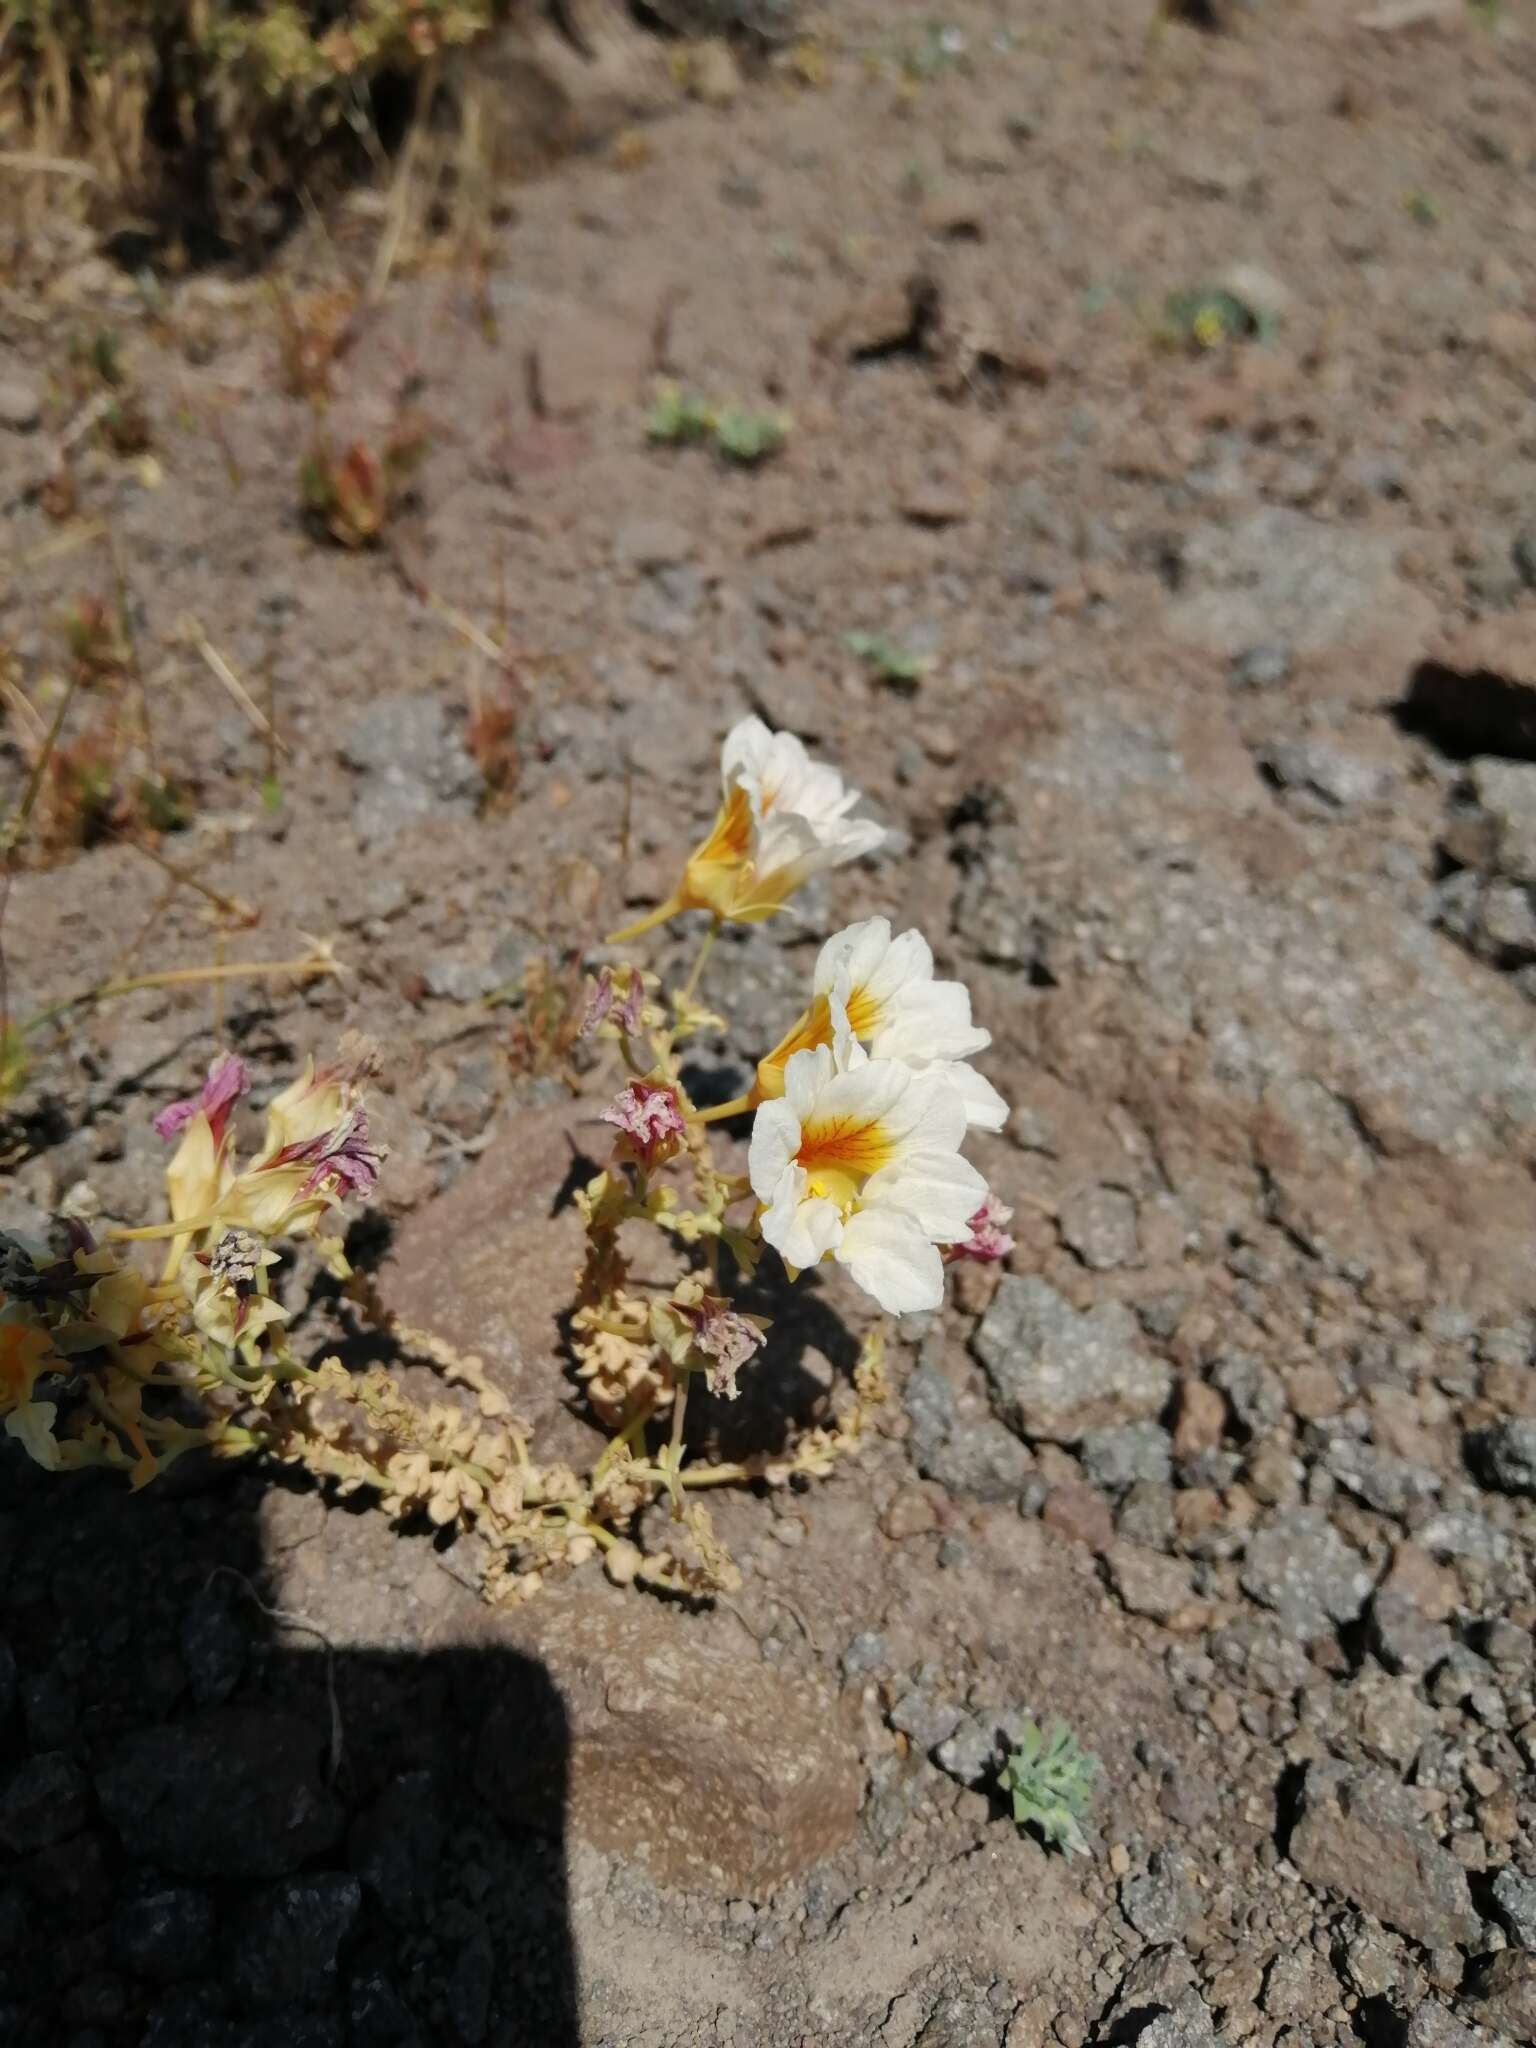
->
(678, 914, 721, 1006)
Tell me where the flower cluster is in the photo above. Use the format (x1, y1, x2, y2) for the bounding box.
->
(598, 726, 1012, 1324)
(0, 1040, 386, 1483)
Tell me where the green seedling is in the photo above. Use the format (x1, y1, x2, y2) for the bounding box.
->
(999, 1718, 1099, 1858)
(845, 631, 932, 690)
(645, 383, 714, 446)
(714, 405, 790, 467)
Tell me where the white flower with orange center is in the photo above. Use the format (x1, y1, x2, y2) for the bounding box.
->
(740, 917, 1007, 1133)
(610, 717, 885, 938)
(748, 1044, 988, 1316)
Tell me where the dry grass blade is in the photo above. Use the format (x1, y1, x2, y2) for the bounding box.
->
(182, 617, 290, 755)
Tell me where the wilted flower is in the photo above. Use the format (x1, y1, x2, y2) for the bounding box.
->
(749, 1042, 987, 1315)
(671, 1294, 768, 1399)
(602, 1080, 686, 1169)
(753, 917, 1007, 1131)
(579, 965, 649, 1040)
(184, 1229, 288, 1349)
(153, 1052, 248, 1144)
(609, 717, 885, 937)
(946, 1193, 1015, 1265)
(156, 1053, 249, 1227)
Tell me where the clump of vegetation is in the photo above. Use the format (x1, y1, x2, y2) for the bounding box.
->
(845, 630, 931, 692)
(300, 413, 429, 547)
(4, 715, 1013, 1609)
(646, 383, 790, 467)
(1000, 1718, 1099, 1857)
(0, 2, 513, 237)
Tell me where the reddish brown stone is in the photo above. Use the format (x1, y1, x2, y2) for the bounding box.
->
(1041, 1481, 1113, 1554)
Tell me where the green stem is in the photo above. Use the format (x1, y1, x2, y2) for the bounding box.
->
(677, 915, 722, 1006)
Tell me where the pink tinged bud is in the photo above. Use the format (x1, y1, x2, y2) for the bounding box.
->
(601, 1080, 686, 1165)
(950, 1193, 1014, 1265)
(579, 970, 615, 1038)
(153, 1051, 249, 1143)
(618, 971, 645, 1037)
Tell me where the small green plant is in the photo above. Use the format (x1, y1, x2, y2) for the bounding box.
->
(1160, 287, 1266, 352)
(644, 384, 789, 467)
(645, 383, 714, 447)
(714, 405, 790, 468)
(845, 631, 932, 691)
(1404, 190, 1442, 228)
(1000, 1718, 1099, 1858)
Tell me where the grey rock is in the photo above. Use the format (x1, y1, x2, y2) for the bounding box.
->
(1264, 738, 1394, 811)
(1289, 1759, 1481, 1948)
(1463, 1951, 1536, 2037)
(1261, 1945, 1335, 2020)
(1107, 1544, 1196, 1623)
(0, 379, 41, 433)
(1125, 1988, 1221, 2047)
(1111, 1944, 1197, 2015)
(1476, 879, 1536, 964)
(904, 1362, 1036, 1499)
(1472, 758, 1536, 886)
(889, 1670, 965, 1753)
(1239, 1508, 1373, 1641)
(180, 1590, 246, 1709)
(1343, 1916, 1407, 1999)
(1416, 1508, 1511, 1566)
(1081, 1423, 1173, 1495)
(974, 1277, 1171, 1445)
(1368, 1589, 1454, 1677)
(1467, 1418, 1536, 1497)
(934, 1711, 1006, 1790)
(96, 1708, 343, 1879)
(1121, 1851, 1196, 1943)
(112, 1887, 216, 1983)
(1058, 1184, 1140, 1270)
(924, 1419, 1036, 1501)
(347, 1772, 442, 1927)
(1231, 643, 1292, 691)
(840, 1631, 888, 1679)
(953, 859, 1054, 974)
(1325, 1438, 1440, 1518)
(915, 1990, 1004, 2048)
(0, 1751, 90, 1852)
(232, 1875, 361, 2010)
(1210, 1354, 1286, 1439)
(1492, 1867, 1536, 1951)
(1404, 2003, 1483, 2048)
(904, 1362, 955, 1468)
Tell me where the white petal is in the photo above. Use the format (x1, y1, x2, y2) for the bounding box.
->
(879, 1065, 969, 1159)
(813, 917, 890, 998)
(943, 1061, 1010, 1133)
(866, 925, 933, 1004)
(801, 1054, 910, 1138)
(721, 716, 773, 794)
(749, 1099, 803, 1205)
(872, 979, 990, 1066)
(862, 1149, 989, 1243)
(781, 1045, 836, 1123)
(837, 1208, 944, 1315)
(766, 1190, 844, 1271)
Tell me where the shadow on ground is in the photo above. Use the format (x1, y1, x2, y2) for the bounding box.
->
(0, 1453, 578, 2048)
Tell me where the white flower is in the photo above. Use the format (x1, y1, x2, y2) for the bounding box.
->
(747, 916, 1008, 1132)
(609, 717, 885, 936)
(816, 916, 1008, 1132)
(748, 1043, 988, 1316)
